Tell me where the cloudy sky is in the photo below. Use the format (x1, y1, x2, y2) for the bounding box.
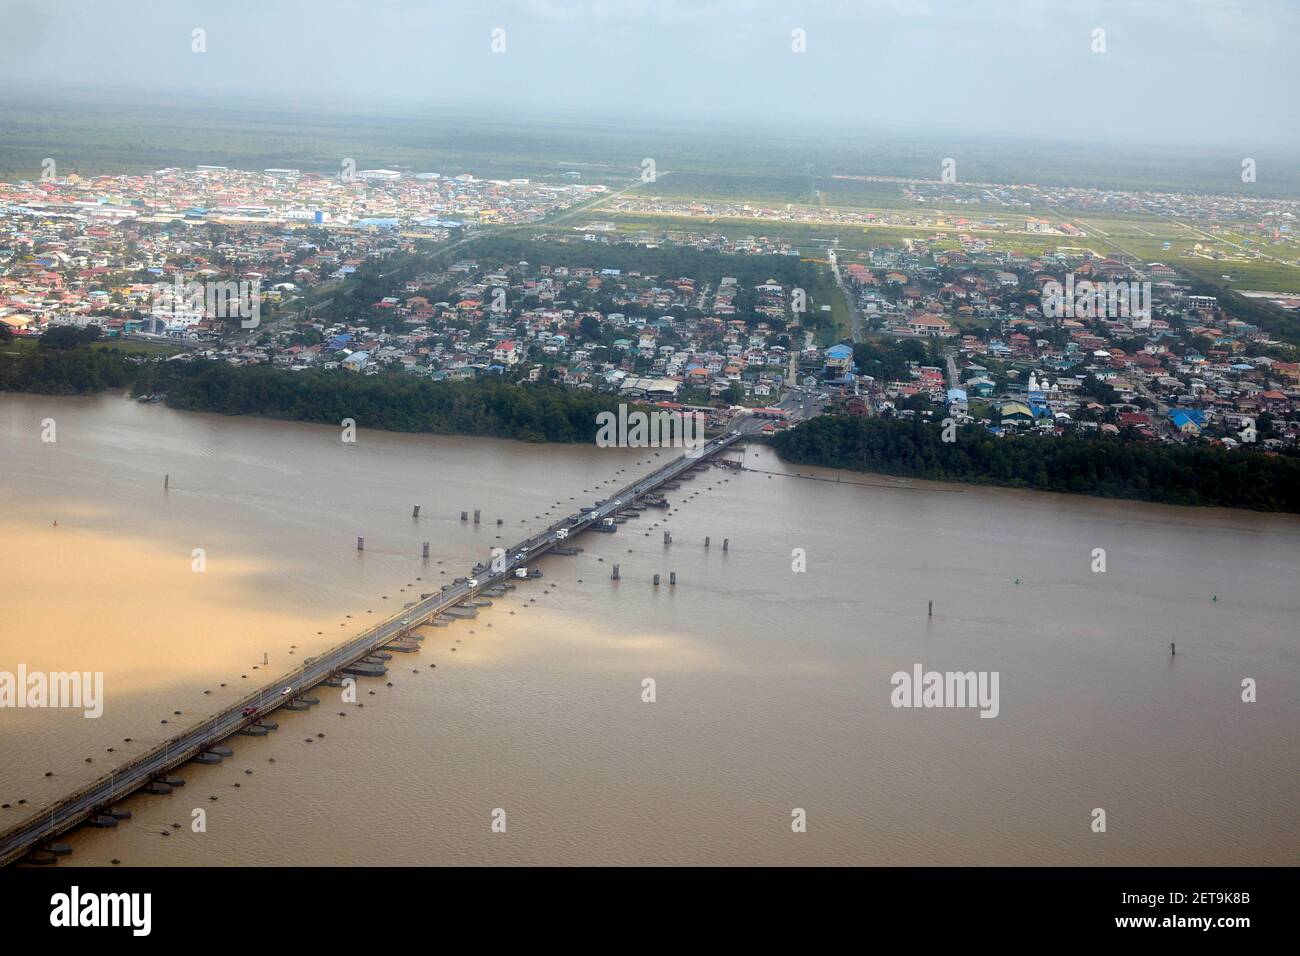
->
(3, 0, 1295, 148)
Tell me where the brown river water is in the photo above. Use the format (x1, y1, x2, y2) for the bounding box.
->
(1, 392, 1297, 865)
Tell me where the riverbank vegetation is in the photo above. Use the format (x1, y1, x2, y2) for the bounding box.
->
(0, 337, 140, 393)
(771, 415, 1300, 512)
(143, 361, 620, 442)
(0, 346, 625, 443)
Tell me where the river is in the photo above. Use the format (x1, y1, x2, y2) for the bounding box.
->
(1, 392, 1297, 865)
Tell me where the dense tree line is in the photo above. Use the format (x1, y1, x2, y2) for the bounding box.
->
(135, 362, 627, 442)
(772, 415, 1300, 512)
(853, 337, 942, 382)
(0, 344, 138, 394)
(38, 325, 103, 349)
(2, 345, 637, 442)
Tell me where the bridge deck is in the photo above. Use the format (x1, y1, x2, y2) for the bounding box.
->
(0, 432, 740, 866)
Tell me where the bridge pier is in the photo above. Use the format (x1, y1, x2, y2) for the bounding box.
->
(0, 433, 748, 869)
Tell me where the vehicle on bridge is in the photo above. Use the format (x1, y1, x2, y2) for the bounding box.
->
(241, 706, 257, 717)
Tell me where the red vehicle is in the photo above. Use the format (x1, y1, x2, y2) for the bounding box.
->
(241, 706, 257, 717)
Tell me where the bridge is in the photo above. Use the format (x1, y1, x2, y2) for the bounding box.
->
(0, 431, 743, 866)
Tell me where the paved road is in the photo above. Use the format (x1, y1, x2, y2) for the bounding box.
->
(775, 387, 821, 423)
(0, 431, 741, 866)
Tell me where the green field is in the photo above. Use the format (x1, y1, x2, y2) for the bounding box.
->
(581, 206, 1300, 294)
(582, 209, 1104, 258)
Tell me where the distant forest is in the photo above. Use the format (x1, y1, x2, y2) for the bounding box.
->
(5, 93, 1298, 201)
(771, 415, 1300, 513)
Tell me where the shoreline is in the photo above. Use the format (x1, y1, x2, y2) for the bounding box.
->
(7, 385, 1300, 519)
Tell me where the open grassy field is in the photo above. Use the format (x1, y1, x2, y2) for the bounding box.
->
(809, 264, 853, 345)
(583, 204, 1300, 294)
(583, 209, 1109, 257)
(1056, 213, 1300, 293)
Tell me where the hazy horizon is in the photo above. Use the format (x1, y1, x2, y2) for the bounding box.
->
(2, 0, 1296, 151)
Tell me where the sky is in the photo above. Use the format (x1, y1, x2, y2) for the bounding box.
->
(2, 0, 1296, 149)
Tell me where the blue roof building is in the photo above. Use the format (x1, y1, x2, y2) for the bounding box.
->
(1169, 409, 1205, 432)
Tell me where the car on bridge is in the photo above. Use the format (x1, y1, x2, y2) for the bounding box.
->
(279, 686, 293, 696)
(241, 706, 258, 717)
